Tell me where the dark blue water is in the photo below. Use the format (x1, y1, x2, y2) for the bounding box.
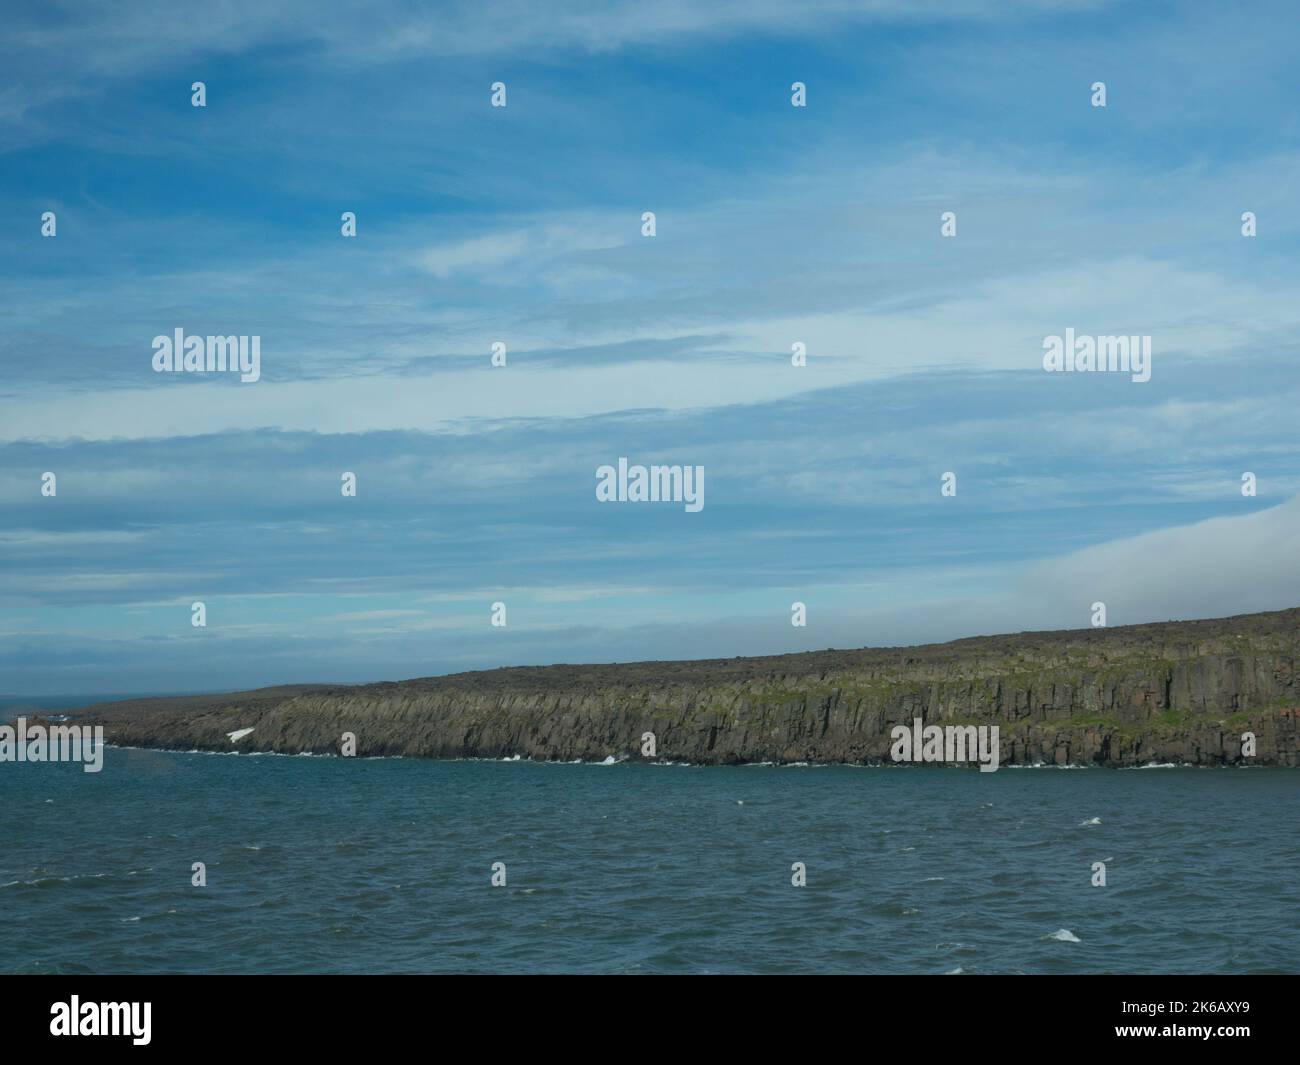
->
(2, 748, 1296, 974)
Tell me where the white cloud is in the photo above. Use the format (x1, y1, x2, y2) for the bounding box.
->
(5, 249, 1297, 444)
(1016, 493, 1300, 623)
(5, 2, 1116, 76)
(326, 609, 428, 621)
(413, 232, 530, 278)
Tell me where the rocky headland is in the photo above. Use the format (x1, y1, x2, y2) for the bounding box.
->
(57, 608, 1300, 767)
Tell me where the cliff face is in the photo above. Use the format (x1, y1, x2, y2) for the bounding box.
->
(68, 609, 1300, 767)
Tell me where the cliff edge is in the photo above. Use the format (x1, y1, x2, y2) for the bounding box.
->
(65, 608, 1300, 767)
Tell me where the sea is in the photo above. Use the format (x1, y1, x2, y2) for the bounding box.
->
(1, 738, 1296, 974)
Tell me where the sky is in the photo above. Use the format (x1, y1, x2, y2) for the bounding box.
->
(2, 0, 1298, 696)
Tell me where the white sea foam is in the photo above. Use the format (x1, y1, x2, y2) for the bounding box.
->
(113, 744, 342, 759)
(2, 871, 111, 888)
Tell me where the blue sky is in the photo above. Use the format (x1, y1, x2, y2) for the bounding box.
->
(2, 0, 1299, 695)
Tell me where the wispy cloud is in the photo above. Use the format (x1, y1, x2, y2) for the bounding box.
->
(2, 0, 1296, 694)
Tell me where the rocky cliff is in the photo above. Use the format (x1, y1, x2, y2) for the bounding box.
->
(64, 608, 1300, 767)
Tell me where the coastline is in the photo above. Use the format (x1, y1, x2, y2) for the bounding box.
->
(54, 607, 1300, 769)
(92, 743, 1283, 769)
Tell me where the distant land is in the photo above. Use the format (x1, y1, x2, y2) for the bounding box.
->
(48, 608, 1300, 767)
(0, 692, 221, 714)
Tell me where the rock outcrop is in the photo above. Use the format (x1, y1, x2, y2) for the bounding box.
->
(64, 608, 1300, 767)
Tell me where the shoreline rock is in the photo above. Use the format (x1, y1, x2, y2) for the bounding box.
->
(62, 607, 1300, 768)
